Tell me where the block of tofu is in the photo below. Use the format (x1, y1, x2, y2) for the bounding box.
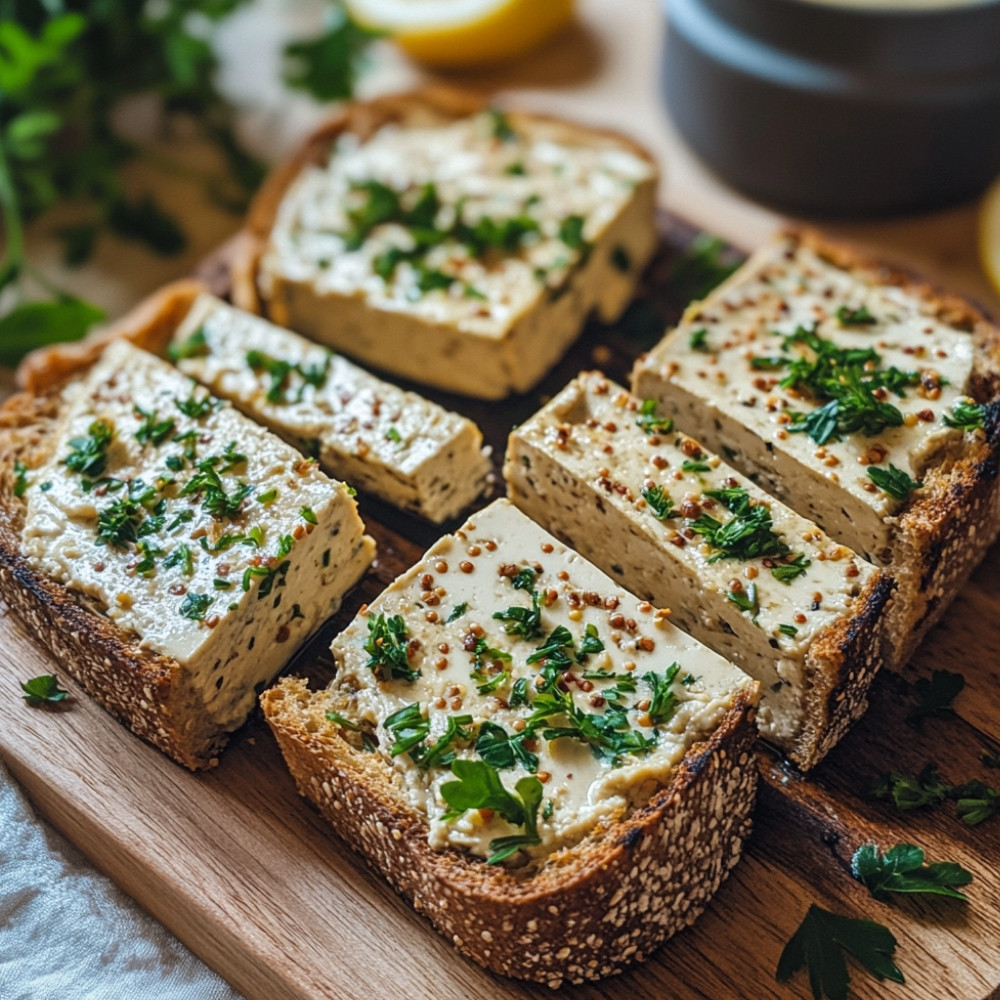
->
(633, 230, 1000, 668)
(233, 89, 658, 399)
(0, 340, 375, 769)
(504, 373, 892, 769)
(167, 294, 492, 523)
(262, 499, 759, 986)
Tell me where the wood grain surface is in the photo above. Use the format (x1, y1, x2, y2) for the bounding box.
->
(1, 219, 999, 1000)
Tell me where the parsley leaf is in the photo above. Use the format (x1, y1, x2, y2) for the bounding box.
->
(644, 663, 681, 725)
(852, 843, 971, 902)
(776, 904, 903, 1000)
(635, 398, 674, 435)
(943, 399, 986, 431)
(179, 592, 213, 621)
(13, 459, 29, 497)
(836, 304, 877, 326)
(692, 487, 789, 562)
(384, 702, 430, 759)
(867, 464, 921, 501)
(64, 419, 113, 478)
(771, 553, 812, 583)
(475, 720, 539, 773)
(689, 327, 709, 351)
(364, 613, 419, 682)
(642, 484, 675, 520)
(21, 674, 69, 706)
(906, 669, 964, 725)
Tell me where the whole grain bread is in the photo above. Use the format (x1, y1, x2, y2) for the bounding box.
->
(230, 87, 660, 398)
(0, 339, 374, 769)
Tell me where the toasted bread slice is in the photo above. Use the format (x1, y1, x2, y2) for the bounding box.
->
(633, 229, 1000, 669)
(232, 88, 659, 399)
(0, 339, 374, 768)
(504, 372, 891, 769)
(20, 283, 494, 524)
(263, 498, 759, 986)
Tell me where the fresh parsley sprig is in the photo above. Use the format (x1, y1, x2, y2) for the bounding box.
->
(21, 673, 69, 706)
(852, 843, 972, 902)
(776, 904, 903, 1000)
(364, 613, 419, 683)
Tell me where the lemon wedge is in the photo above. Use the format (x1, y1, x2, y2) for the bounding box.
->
(346, 0, 575, 69)
(979, 175, 1000, 299)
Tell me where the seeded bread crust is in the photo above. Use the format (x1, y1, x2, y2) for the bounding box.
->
(230, 87, 659, 399)
(0, 385, 227, 769)
(3, 335, 375, 769)
(632, 228, 1000, 671)
(262, 675, 758, 987)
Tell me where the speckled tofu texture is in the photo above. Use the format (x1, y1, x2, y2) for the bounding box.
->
(504, 372, 892, 770)
(233, 89, 659, 400)
(262, 500, 760, 986)
(0, 348, 375, 770)
(632, 229, 1000, 669)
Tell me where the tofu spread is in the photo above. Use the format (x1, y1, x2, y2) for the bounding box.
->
(170, 295, 492, 523)
(504, 373, 889, 765)
(21, 340, 375, 729)
(632, 235, 977, 565)
(324, 499, 756, 862)
(258, 108, 657, 398)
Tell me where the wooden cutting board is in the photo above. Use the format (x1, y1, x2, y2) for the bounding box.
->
(2, 219, 999, 1000)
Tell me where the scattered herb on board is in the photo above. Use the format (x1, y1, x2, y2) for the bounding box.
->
(867, 762, 999, 826)
(21, 674, 69, 706)
(906, 669, 965, 725)
(776, 905, 904, 1000)
(852, 843, 972, 902)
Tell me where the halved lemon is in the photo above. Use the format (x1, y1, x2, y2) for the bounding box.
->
(979, 175, 1000, 299)
(346, 0, 575, 69)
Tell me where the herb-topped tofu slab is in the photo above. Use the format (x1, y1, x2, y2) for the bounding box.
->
(633, 229, 1000, 668)
(234, 89, 658, 399)
(0, 339, 375, 769)
(262, 498, 759, 986)
(168, 293, 492, 523)
(505, 372, 891, 769)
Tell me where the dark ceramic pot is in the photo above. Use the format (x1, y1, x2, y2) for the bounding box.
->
(664, 0, 1000, 214)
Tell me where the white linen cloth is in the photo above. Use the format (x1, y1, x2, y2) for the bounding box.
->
(0, 764, 243, 1000)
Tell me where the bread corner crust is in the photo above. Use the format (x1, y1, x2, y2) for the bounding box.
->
(798, 570, 894, 770)
(262, 677, 758, 986)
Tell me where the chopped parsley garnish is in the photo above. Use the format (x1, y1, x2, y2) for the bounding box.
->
(325, 711, 361, 732)
(96, 495, 146, 548)
(504, 160, 526, 176)
(558, 214, 586, 250)
(299, 505, 318, 525)
(416, 714, 475, 771)
(364, 613, 419, 682)
(749, 356, 785, 370)
(508, 677, 530, 708)
(776, 324, 918, 445)
(669, 233, 740, 303)
(246, 349, 331, 403)
(689, 327, 709, 351)
(642, 484, 675, 520)
(836, 303, 877, 326)
(469, 638, 512, 694)
(867, 763, 998, 826)
(134, 539, 163, 574)
(635, 398, 673, 435)
(385, 702, 430, 758)
(256, 488, 278, 505)
(242, 560, 290, 600)
(681, 459, 711, 473)
(167, 326, 208, 361)
(13, 459, 28, 497)
(526, 624, 574, 668)
(179, 460, 252, 520)
(692, 487, 789, 562)
(163, 544, 194, 576)
(776, 904, 903, 1000)
(867, 464, 921, 501)
(166, 508, 194, 531)
(475, 720, 539, 773)
(510, 566, 537, 591)
(771, 553, 812, 583)
(440, 759, 542, 864)
(486, 108, 517, 142)
(493, 592, 543, 641)
(727, 582, 758, 619)
(852, 843, 971, 902)
(21, 674, 69, 706)
(943, 399, 985, 431)
(576, 623, 604, 663)
(643, 663, 681, 725)
(906, 669, 964, 725)
(134, 407, 175, 446)
(179, 592, 213, 621)
(64, 419, 113, 478)
(384, 426, 402, 443)
(778, 623, 799, 637)
(175, 392, 216, 419)
(445, 602, 468, 624)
